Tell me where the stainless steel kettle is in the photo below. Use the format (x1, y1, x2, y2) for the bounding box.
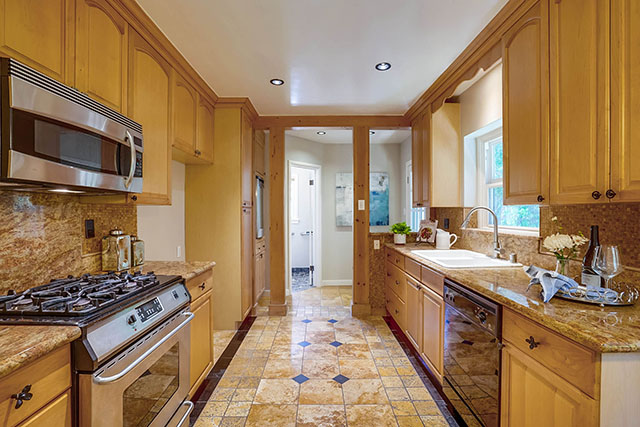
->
(101, 229, 131, 271)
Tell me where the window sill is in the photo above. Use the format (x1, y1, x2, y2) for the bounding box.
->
(463, 227, 540, 238)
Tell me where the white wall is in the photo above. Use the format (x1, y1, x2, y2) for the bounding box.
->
(137, 161, 186, 261)
(400, 136, 412, 224)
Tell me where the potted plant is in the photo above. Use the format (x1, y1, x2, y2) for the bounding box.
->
(391, 222, 411, 245)
(542, 217, 588, 275)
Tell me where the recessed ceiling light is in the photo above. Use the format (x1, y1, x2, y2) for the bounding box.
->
(317, 131, 326, 135)
(270, 78, 285, 86)
(370, 131, 376, 135)
(375, 62, 391, 71)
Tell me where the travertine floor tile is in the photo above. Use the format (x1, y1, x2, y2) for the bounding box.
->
(245, 404, 297, 427)
(297, 404, 346, 427)
(345, 404, 397, 427)
(342, 378, 389, 404)
(299, 379, 344, 404)
(254, 379, 299, 404)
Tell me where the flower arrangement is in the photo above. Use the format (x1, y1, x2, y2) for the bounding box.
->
(542, 217, 588, 275)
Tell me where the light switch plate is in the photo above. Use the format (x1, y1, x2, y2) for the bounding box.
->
(373, 240, 380, 250)
(358, 199, 365, 210)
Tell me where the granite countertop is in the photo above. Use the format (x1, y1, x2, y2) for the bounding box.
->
(387, 243, 640, 353)
(142, 260, 216, 281)
(0, 325, 81, 379)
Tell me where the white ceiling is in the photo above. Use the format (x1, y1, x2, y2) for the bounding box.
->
(286, 129, 410, 144)
(137, 0, 507, 115)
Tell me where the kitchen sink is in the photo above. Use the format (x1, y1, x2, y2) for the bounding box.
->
(411, 249, 522, 269)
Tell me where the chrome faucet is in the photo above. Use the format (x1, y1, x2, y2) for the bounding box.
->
(461, 206, 506, 259)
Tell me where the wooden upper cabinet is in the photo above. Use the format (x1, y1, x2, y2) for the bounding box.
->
(241, 111, 254, 207)
(195, 96, 215, 163)
(254, 129, 266, 176)
(611, 0, 640, 202)
(420, 109, 432, 206)
(171, 71, 198, 155)
(128, 29, 172, 205)
(0, 0, 74, 84)
(411, 113, 425, 208)
(502, 0, 549, 206)
(549, 0, 609, 204)
(430, 103, 461, 207)
(75, 0, 128, 113)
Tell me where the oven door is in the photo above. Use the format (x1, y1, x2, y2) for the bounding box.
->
(79, 310, 193, 427)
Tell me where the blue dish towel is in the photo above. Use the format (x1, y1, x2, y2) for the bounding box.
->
(524, 265, 579, 303)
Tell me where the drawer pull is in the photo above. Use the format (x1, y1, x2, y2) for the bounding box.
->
(199, 283, 206, 290)
(395, 309, 399, 314)
(11, 384, 33, 409)
(395, 280, 400, 285)
(525, 336, 540, 350)
(387, 272, 391, 277)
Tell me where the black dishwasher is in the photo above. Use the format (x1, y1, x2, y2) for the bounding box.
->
(443, 279, 502, 427)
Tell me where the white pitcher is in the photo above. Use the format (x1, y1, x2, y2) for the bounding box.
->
(435, 229, 458, 250)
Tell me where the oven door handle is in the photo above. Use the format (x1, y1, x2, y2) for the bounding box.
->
(123, 130, 136, 189)
(93, 311, 194, 384)
(176, 401, 194, 427)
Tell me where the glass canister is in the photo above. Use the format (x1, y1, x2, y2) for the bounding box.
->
(131, 235, 145, 267)
(101, 229, 131, 271)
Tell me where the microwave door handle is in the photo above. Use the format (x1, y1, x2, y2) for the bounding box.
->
(93, 311, 194, 384)
(123, 130, 135, 189)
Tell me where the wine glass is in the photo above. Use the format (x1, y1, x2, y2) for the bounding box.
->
(592, 245, 624, 289)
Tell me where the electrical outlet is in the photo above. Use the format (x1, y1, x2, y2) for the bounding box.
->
(176, 246, 182, 258)
(444, 218, 450, 229)
(84, 219, 95, 238)
(374, 240, 380, 250)
(358, 199, 365, 210)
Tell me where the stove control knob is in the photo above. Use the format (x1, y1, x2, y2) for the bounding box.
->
(127, 315, 137, 325)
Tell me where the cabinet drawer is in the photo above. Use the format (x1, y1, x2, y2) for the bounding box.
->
(186, 268, 213, 302)
(421, 265, 444, 296)
(503, 309, 598, 398)
(385, 248, 405, 269)
(18, 390, 72, 427)
(0, 345, 71, 426)
(385, 262, 407, 302)
(386, 285, 407, 331)
(405, 257, 421, 279)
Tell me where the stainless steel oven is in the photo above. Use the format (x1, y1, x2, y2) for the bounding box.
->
(1, 58, 143, 193)
(443, 279, 501, 427)
(78, 309, 194, 427)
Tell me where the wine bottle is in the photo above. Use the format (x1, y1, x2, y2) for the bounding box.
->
(582, 225, 604, 288)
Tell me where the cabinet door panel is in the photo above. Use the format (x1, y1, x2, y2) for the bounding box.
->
(549, 0, 609, 204)
(411, 116, 424, 208)
(196, 96, 215, 163)
(0, 0, 73, 84)
(128, 30, 172, 205)
(172, 72, 198, 154)
(501, 343, 597, 427)
(76, 0, 127, 112)
(420, 110, 432, 206)
(241, 207, 253, 317)
(189, 294, 213, 393)
(611, 0, 640, 201)
(241, 113, 254, 207)
(421, 286, 444, 380)
(254, 130, 266, 176)
(503, 0, 549, 205)
(405, 277, 421, 350)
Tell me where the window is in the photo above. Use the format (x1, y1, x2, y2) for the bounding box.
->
(476, 128, 539, 230)
(406, 161, 426, 231)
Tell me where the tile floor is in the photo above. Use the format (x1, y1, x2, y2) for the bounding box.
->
(193, 286, 456, 426)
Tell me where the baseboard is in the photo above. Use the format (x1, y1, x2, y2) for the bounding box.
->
(321, 280, 353, 286)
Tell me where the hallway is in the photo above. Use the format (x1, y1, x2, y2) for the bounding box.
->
(191, 287, 456, 426)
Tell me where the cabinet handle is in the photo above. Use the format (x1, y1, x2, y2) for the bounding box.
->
(536, 195, 545, 203)
(591, 191, 602, 200)
(195, 149, 202, 156)
(606, 189, 617, 199)
(525, 336, 540, 350)
(11, 385, 33, 409)
(199, 283, 206, 290)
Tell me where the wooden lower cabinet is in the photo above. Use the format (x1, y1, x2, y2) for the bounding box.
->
(18, 390, 72, 427)
(241, 207, 253, 318)
(420, 284, 444, 383)
(405, 276, 422, 350)
(189, 290, 214, 397)
(501, 342, 598, 427)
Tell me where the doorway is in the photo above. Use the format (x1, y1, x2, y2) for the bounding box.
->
(288, 161, 322, 293)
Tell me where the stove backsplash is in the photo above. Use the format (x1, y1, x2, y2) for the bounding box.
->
(0, 192, 137, 294)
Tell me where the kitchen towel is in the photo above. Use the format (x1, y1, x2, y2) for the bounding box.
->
(524, 265, 579, 303)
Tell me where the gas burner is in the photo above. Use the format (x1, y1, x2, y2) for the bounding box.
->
(72, 298, 92, 311)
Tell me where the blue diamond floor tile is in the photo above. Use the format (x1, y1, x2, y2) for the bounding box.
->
(292, 374, 309, 384)
(301, 319, 312, 324)
(298, 341, 311, 347)
(328, 319, 338, 324)
(329, 341, 343, 347)
(332, 374, 350, 384)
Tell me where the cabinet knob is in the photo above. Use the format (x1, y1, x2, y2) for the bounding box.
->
(131, 195, 138, 201)
(525, 336, 540, 350)
(536, 195, 545, 203)
(606, 189, 617, 199)
(395, 280, 400, 285)
(591, 191, 602, 200)
(199, 283, 206, 290)
(395, 309, 399, 314)
(195, 149, 202, 156)
(11, 384, 33, 409)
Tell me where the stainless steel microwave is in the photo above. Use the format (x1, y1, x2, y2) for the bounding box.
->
(0, 58, 143, 193)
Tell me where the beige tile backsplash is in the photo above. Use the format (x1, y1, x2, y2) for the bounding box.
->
(0, 192, 136, 294)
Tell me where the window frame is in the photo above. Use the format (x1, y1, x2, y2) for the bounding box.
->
(405, 160, 426, 232)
